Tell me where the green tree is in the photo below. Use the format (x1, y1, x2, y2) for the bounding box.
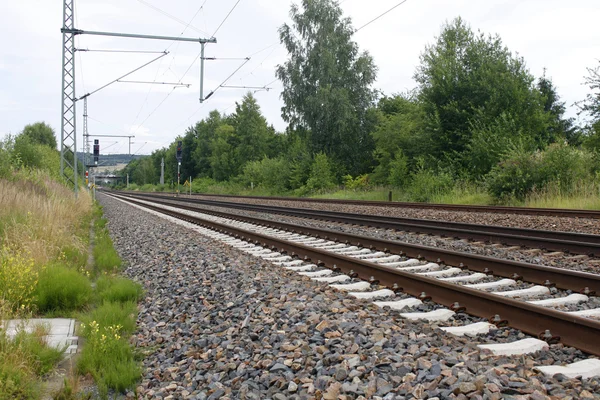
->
(209, 124, 237, 181)
(231, 93, 273, 168)
(192, 110, 223, 178)
(276, 0, 378, 176)
(306, 152, 335, 192)
(537, 71, 576, 145)
(579, 61, 600, 125)
(20, 122, 57, 149)
(579, 62, 600, 150)
(371, 94, 429, 183)
(415, 17, 549, 171)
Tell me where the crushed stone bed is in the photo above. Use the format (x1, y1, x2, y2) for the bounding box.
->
(98, 194, 600, 400)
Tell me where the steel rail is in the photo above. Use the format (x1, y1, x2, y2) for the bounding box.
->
(108, 192, 600, 356)
(148, 191, 600, 219)
(122, 192, 600, 256)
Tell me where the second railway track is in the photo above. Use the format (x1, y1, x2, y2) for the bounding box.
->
(119, 191, 600, 257)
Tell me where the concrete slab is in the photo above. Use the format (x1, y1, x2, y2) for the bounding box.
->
(313, 274, 351, 283)
(349, 289, 395, 299)
(478, 338, 548, 356)
(374, 298, 423, 310)
(330, 281, 372, 291)
(3, 318, 78, 354)
(465, 278, 516, 290)
(529, 294, 589, 307)
(492, 285, 550, 298)
(535, 359, 600, 379)
(440, 322, 496, 336)
(400, 309, 456, 322)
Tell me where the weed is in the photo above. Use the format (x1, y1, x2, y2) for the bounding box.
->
(96, 275, 143, 304)
(77, 317, 141, 395)
(80, 301, 138, 337)
(0, 247, 40, 313)
(93, 231, 121, 273)
(35, 264, 92, 313)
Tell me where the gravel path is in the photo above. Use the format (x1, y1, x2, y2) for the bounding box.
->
(98, 194, 600, 399)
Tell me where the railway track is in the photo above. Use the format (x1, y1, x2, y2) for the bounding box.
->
(117, 191, 600, 257)
(131, 190, 600, 219)
(108, 192, 600, 362)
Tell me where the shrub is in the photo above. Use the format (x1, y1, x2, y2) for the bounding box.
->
(407, 165, 453, 202)
(343, 174, 370, 191)
(0, 324, 64, 399)
(96, 275, 143, 304)
(538, 143, 593, 189)
(10, 326, 65, 375)
(486, 144, 598, 201)
(305, 152, 336, 193)
(242, 156, 291, 192)
(80, 301, 138, 336)
(388, 151, 410, 188)
(486, 150, 541, 201)
(0, 247, 39, 313)
(35, 264, 92, 313)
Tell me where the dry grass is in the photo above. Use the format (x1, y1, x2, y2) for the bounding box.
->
(0, 172, 92, 267)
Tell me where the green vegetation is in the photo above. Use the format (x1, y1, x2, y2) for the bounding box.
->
(116, 2, 600, 210)
(0, 325, 64, 399)
(35, 264, 93, 313)
(96, 275, 143, 304)
(93, 219, 122, 273)
(77, 301, 141, 396)
(1, 132, 143, 398)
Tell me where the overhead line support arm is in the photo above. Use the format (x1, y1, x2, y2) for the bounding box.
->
(61, 28, 217, 44)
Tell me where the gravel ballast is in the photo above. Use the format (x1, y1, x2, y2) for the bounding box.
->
(98, 194, 600, 399)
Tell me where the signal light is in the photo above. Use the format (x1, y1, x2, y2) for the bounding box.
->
(93, 139, 100, 164)
(176, 140, 182, 161)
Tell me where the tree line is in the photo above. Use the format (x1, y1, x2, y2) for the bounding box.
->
(121, 0, 600, 203)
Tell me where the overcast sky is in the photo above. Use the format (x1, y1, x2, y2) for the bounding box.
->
(1, 0, 599, 156)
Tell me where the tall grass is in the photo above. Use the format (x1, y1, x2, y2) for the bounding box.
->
(525, 180, 600, 209)
(0, 170, 92, 268)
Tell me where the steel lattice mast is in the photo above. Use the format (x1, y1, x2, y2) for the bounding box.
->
(60, 0, 78, 195)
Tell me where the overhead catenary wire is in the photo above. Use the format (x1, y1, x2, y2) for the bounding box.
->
(135, 0, 211, 36)
(355, 0, 410, 33)
(203, 58, 251, 100)
(211, 0, 242, 37)
(129, 0, 209, 130)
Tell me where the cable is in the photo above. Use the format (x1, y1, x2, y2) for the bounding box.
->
(211, 0, 242, 37)
(129, 0, 208, 132)
(204, 58, 250, 100)
(355, 0, 410, 33)
(135, 0, 210, 36)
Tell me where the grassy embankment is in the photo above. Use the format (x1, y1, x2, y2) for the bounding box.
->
(0, 169, 142, 399)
